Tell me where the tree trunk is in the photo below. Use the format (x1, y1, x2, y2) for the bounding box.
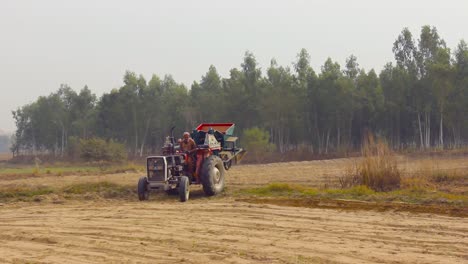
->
(139, 118, 151, 157)
(439, 113, 443, 149)
(452, 126, 459, 148)
(281, 127, 284, 153)
(418, 112, 423, 149)
(428, 113, 431, 148)
(55, 135, 58, 157)
(424, 112, 430, 149)
(325, 128, 330, 154)
(61, 123, 65, 157)
(337, 125, 341, 151)
(133, 106, 138, 157)
(315, 111, 321, 154)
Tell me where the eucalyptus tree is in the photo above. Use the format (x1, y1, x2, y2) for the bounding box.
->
(354, 69, 384, 144)
(241, 51, 263, 129)
(67, 86, 97, 140)
(392, 27, 419, 148)
(293, 49, 316, 147)
(190, 65, 224, 123)
(449, 40, 468, 147)
(429, 47, 454, 148)
(415, 26, 447, 148)
(262, 59, 296, 152)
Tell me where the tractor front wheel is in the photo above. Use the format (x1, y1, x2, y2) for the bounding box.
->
(201, 155, 225, 196)
(137, 177, 149, 201)
(179, 176, 190, 202)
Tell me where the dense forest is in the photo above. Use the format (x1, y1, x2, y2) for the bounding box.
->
(11, 26, 468, 158)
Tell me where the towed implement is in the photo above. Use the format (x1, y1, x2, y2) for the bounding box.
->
(137, 123, 246, 202)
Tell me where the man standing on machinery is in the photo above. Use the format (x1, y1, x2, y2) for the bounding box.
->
(180, 132, 196, 176)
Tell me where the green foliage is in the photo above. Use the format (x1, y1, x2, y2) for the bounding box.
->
(10, 25, 468, 159)
(0, 182, 135, 202)
(0, 186, 54, 200)
(242, 127, 275, 162)
(67, 136, 80, 160)
(244, 183, 303, 196)
(241, 183, 467, 207)
(63, 182, 122, 194)
(0, 163, 140, 177)
(79, 138, 127, 162)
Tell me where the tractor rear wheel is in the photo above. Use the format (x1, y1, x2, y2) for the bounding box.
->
(179, 176, 190, 202)
(137, 177, 149, 201)
(201, 155, 225, 196)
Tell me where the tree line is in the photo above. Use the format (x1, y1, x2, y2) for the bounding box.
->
(0, 135, 10, 153)
(11, 26, 468, 158)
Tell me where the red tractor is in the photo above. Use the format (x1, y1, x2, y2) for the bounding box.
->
(137, 123, 245, 202)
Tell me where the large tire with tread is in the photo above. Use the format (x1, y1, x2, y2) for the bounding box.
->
(201, 155, 225, 196)
(138, 177, 149, 201)
(179, 176, 190, 202)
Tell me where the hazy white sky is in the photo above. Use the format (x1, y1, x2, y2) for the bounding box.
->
(1, 0, 467, 132)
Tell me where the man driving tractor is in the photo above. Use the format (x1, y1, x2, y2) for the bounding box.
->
(180, 132, 196, 177)
(180, 132, 196, 152)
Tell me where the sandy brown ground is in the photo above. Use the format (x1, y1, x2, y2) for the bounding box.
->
(0, 155, 467, 263)
(0, 197, 467, 264)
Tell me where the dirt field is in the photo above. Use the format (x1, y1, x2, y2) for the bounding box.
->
(0, 198, 467, 264)
(0, 156, 467, 263)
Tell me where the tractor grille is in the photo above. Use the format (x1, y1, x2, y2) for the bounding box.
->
(148, 169, 165, 182)
(147, 158, 166, 182)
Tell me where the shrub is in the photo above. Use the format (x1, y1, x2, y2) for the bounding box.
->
(242, 127, 276, 162)
(107, 140, 127, 162)
(340, 134, 401, 191)
(67, 136, 81, 161)
(245, 183, 303, 196)
(79, 138, 127, 162)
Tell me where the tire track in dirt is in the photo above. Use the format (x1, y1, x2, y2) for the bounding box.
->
(0, 199, 466, 264)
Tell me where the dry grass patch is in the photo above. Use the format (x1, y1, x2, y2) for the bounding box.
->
(0, 186, 55, 200)
(339, 135, 401, 191)
(0, 181, 135, 202)
(0, 162, 142, 179)
(402, 159, 468, 194)
(241, 182, 467, 207)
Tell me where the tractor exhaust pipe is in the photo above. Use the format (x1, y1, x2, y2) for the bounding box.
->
(169, 126, 176, 165)
(170, 126, 176, 145)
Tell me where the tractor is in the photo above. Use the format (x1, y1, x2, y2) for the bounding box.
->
(137, 123, 246, 202)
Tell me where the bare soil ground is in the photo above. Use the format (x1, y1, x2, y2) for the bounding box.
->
(0, 156, 467, 263)
(0, 198, 467, 264)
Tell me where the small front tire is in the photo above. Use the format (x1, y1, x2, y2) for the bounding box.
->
(138, 177, 149, 201)
(179, 176, 190, 202)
